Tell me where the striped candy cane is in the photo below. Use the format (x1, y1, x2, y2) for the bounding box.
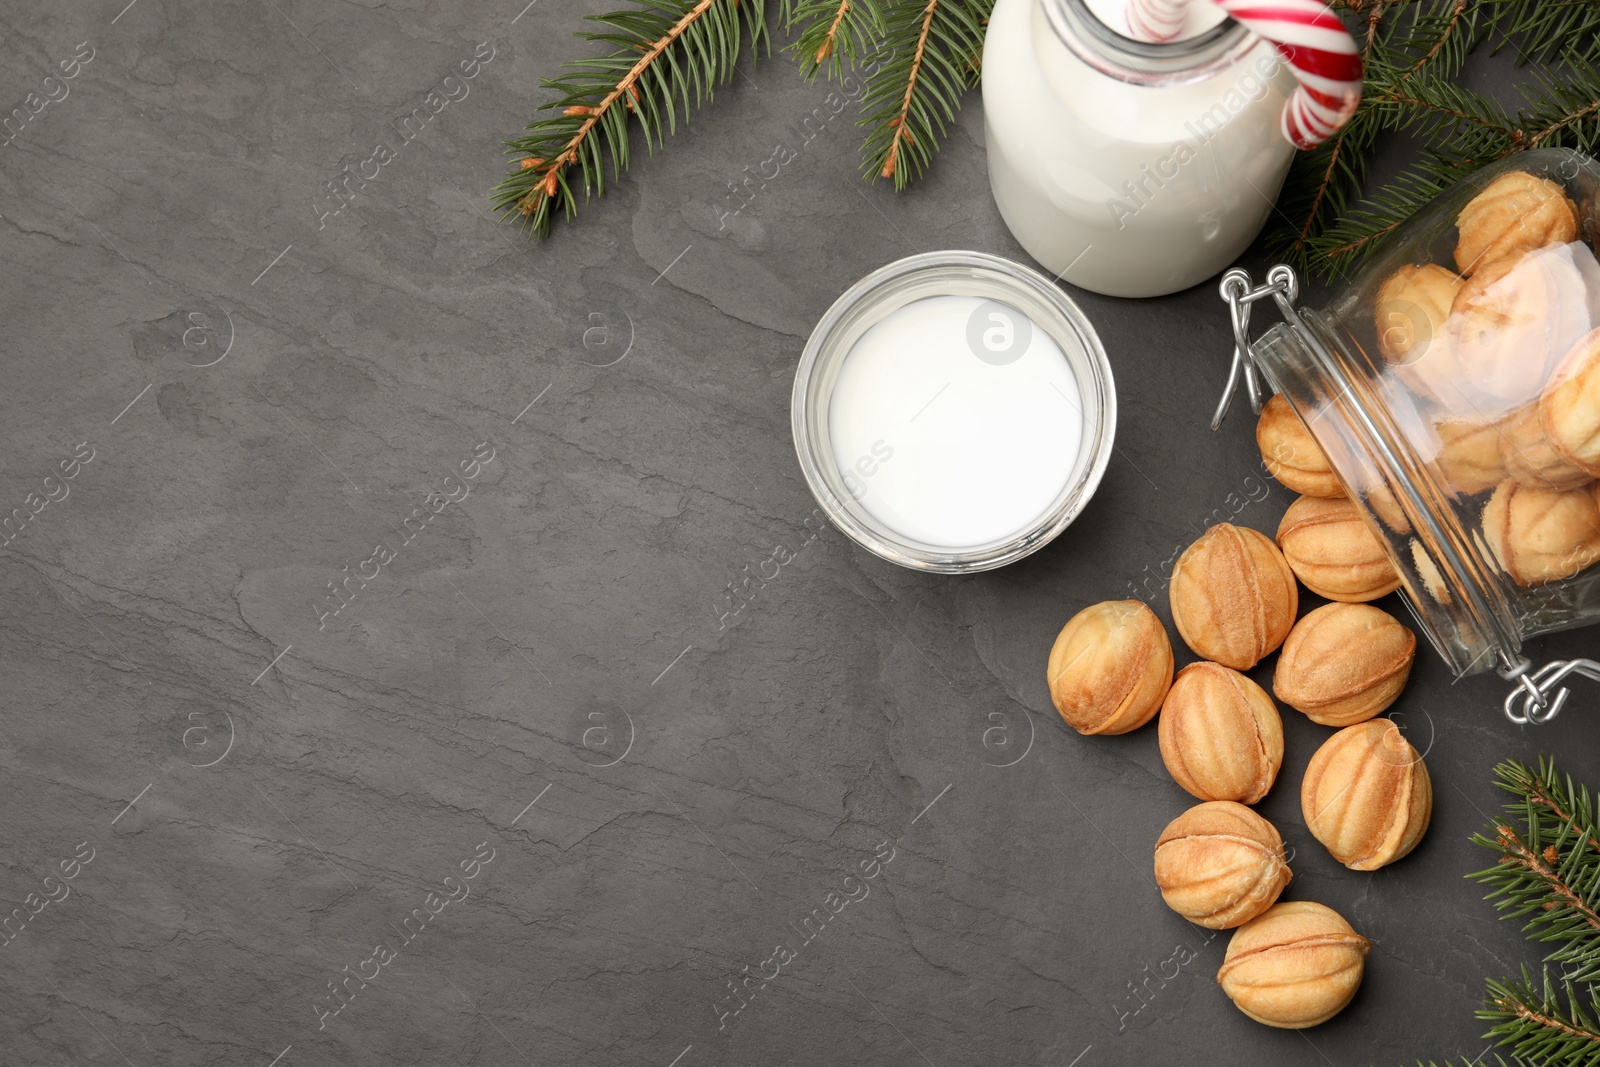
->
(1125, 0, 1362, 150)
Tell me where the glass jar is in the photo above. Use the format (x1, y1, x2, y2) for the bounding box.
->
(981, 0, 1298, 297)
(1219, 148, 1600, 724)
(791, 251, 1117, 572)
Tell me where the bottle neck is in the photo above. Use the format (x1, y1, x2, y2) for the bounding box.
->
(1039, 0, 1257, 85)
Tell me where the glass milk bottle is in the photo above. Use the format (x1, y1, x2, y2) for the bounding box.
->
(982, 0, 1298, 297)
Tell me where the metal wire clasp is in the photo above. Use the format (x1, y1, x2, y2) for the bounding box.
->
(1500, 652, 1600, 725)
(1213, 265, 1300, 431)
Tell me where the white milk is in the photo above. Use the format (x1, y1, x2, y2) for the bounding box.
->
(827, 295, 1084, 547)
(982, 0, 1299, 297)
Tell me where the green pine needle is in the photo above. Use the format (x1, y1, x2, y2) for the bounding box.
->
(1408, 758, 1600, 1067)
(1469, 758, 1600, 986)
(1479, 0, 1600, 65)
(491, 0, 770, 238)
(784, 0, 890, 79)
(1410, 758, 1600, 1065)
(857, 0, 990, 189)
(1480, 968, 1600, 1065)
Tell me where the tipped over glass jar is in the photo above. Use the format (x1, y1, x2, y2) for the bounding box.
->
(1216, 148, 1600, 725)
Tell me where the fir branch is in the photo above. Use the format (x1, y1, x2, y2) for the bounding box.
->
(879, 0, 939, 182)
(820, 1, 859, 62)
(786, 0, 887, 77)
(858, 0, 989, 188)
(1520, 58, 1600, 147)
(1310, 156, 1469, 261)
(1480, 0, 1600, 65)
(1472, 759, 1600, 985)
(1499, 759, 1600, 855)
(1410, 758, 1600, 1067)
(492, 0, 769, 238)
(1481, 968, 1600, 1065)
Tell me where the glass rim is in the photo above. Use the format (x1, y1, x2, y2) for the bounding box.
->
(1043, 0, 1257, 84)
(790, 250, 1118, 574)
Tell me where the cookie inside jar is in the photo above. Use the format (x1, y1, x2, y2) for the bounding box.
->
(1240, 149, 1600, 681)
(1367, 164, 1600, 595)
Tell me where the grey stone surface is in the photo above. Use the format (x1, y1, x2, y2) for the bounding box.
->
(0, 2, 1594, 1065)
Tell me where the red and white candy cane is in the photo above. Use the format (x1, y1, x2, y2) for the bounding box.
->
(1125, 0, 1362, 150)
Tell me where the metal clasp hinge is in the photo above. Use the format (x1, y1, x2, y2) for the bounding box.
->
(1501, 653, 1600, 725)
(1214, 265, 1301, 431)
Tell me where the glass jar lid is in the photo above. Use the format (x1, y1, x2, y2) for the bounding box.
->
(791, 251, 1117, 573)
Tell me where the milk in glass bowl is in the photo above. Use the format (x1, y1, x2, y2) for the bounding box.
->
(792, 252, 1116, 572)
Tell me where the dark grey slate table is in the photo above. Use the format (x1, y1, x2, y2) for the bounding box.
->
(0, 3, 1593, 1064)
